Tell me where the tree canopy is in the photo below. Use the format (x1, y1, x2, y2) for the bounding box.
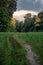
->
(15, 11, 43, 32)
(0, 0, 17, 16)
(0, 7, 11, 31)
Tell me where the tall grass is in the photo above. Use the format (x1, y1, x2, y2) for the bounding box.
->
(14, 32, 43, 65)
(0, 34, 29, 65)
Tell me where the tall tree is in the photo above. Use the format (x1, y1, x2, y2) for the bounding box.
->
(22, 18, 34, 32)
(38, 11, 43, 31)
(34, 16, 41, 31)
(0, 7, 10, 32)
(0, 0, 17, 16)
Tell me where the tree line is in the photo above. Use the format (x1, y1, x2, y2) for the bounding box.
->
(0, 0, 43, 32)
(14, 11, 43, 32)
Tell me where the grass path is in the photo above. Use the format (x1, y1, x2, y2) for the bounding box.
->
(8, 36, 29, 65)
(0, 32, 43, 65)
(13, 32, 43, 65)
(23, 44, 40, 65)
(8, 35, 40, 65)
(0, 35, 29, 65)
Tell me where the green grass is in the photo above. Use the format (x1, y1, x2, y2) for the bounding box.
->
(0, 32, 43, 65)
(14, 32, 43, 65)
(0, 33, 29, 65)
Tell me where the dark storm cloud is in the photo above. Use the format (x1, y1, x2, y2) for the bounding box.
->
(17, 0, 43, 12)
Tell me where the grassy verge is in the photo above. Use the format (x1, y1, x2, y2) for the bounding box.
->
(13, 32, 43, 65)
(0, 32, 43, 65)
(0, 33, 29, 65)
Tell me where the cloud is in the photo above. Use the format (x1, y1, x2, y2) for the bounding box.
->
(41, 0, 43, 2)
(41, 0, 43, 4)
(35, 0, 39, 2)
(13, 10, 38, 21)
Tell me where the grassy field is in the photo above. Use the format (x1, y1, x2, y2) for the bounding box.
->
(14, 32, 43, 65)
(0, 33, 29, 65)
(0, 32, 43, 65)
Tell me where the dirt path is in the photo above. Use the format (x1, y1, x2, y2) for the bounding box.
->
(23, 44, 40, 65)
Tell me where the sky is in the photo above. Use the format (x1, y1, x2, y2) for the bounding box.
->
(13, 0, 43, 21)
(17, 0, 43, 12)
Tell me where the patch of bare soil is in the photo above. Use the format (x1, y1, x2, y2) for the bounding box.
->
(23, 44, 40, 65)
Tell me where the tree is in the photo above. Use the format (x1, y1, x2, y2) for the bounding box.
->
(24, 13, 31, 19)
(34, 16, 41, 31)
(16, 21, 23, 32)
(0, 7, 11, 32)
(0, 0, 17, 16)
(22, 18, 34, 32)
(38, 11, 43, 31)
(38, 10, 43, 21)
(0, 0, 17, 32)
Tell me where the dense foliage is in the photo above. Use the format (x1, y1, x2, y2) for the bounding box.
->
(0, 0, 43, 32)
(15, 11, 43, 32)
(0, 34, 29, 65)
(0, 7, 11, 32)
(0, 0, 17, 32)
(0, 0, 17, 16)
